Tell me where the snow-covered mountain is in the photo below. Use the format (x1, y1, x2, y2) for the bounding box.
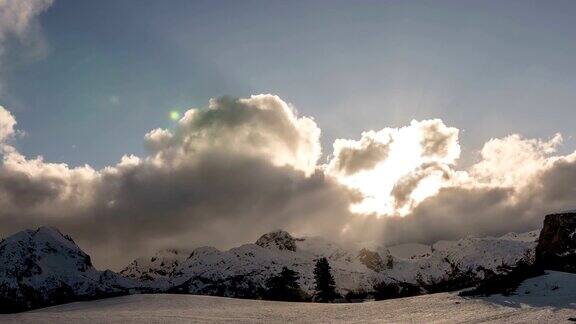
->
(0, 227, 134, 313)
(166, 232, 382, 297)
(120, 248, 191, 290)
(122, 229, 539, 298)
(0, 225, 545, 313)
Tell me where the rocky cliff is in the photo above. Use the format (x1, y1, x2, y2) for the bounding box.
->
(536, 211, 576, 272)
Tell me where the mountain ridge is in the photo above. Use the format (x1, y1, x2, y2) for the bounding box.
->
(4, 212, 576, 313)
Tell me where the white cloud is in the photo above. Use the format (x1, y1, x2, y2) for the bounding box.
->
(145, 94, 322, 176)
(0, 105, 16, 144)
(469, 133, 563, 188)
(326, 119, 461, 216)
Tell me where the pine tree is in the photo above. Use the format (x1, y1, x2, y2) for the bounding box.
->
(264, 267, 305, 301)
(313, 257, 339, 302)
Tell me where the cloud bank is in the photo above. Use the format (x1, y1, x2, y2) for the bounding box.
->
(0, 96, 352, 269)
(1, 94, 575, 270)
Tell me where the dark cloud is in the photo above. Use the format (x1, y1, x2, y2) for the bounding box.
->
(1, 99, 575, 270)
(391, 162, 452, 210)
(0, 97, 353, 270)
(330, 136, 391, 176)
(419, 120, 459, 158)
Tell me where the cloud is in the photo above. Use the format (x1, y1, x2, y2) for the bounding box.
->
(1, 93, 576, 269)
(0, 95, 353, 269)
(469, 133, 563, 188)
(144, 95, 322, 176)
(326, 119, 461, 215)
(328, 131, 392, 176)
(0, 105, 15, 144)
(0, 0, 53, 90)
(350, 134, 576, 246)
(324, 120, 576, 246)
(0, 0, 53, 40)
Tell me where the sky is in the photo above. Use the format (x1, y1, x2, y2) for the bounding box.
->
(1, 0, 576, 270)
(3, 0, 576, 167)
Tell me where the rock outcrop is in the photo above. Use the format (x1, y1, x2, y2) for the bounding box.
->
(536, 211, 576, 272)
(357, 248, 387, 272)
(255, 230, 300, 252)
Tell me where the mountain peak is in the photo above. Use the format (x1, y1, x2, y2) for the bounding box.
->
(0, 227, 131, 313)
(255, 230, 299, 252)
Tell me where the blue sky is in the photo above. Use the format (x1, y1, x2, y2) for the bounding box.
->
(3, 0, 576, 168)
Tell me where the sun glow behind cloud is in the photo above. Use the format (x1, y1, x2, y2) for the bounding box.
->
(326, 119, 460, 216)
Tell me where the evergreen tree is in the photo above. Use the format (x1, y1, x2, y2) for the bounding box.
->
(264, 267, 305, 301)
(313, 257, 339, 302)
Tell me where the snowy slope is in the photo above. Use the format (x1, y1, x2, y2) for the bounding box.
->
(386, 233, 538, 284)
(486, 271, 576, 308)
(166, 232, 387, 296)
(2, 271, 574, 323)
(120, 249, 191, 289)
(388, 243, 432, 259)
(169, 243, 372, 295)
(123, 229, 540, 297)
(0, 227, 134, 313)
(497, 229, 540, 243)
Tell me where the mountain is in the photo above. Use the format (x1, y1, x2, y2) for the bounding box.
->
(124, 229, 538, 298)
(166, 232, 384, 297)
(0, 227, 134, 313)
(0, 221, 549, 313)
(120, 248, 191, 290)
(536, 211, 576, 273)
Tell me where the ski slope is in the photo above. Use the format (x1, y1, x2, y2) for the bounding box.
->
(2, 271, 575, 323)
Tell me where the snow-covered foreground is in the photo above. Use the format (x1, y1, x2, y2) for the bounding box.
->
(2, 271, 575, 323)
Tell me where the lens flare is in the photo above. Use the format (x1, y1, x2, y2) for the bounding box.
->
(169, 111, 180, 121)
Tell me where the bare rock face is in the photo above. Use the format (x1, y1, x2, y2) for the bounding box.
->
(255, 230, 299, 252)
(357, 248, 386, 272)
(535, 212, 576, 273)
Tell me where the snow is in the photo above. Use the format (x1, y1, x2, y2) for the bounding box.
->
(381, 232, 538, 284)
(0, 226, 134, 311)
(119, 229, 540, 296)
(555, 210, 576, 214)
(485, 271, 576, 309)
(120, 248, 192, 289)
(164, 235, 381, 294)
(388, 243, 432, 259)
(0, 225, 541, 313)
(496, 230, 540, 243)
(2, 271, 575, 323)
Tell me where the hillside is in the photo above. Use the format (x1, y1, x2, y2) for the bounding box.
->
(1, 271, 574, 323)
(0, 227, 135, 313)
(123, 229, 538, 297)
